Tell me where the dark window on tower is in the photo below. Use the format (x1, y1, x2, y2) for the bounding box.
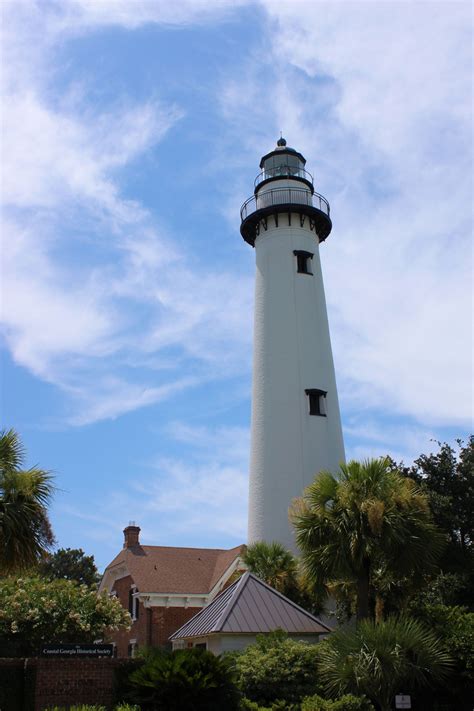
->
(293, 250, 313, 275)
(305, 389, 327, 416)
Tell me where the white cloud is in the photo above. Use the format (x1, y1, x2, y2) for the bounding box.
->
(51, 0, 250, 33)
(2, 92, 180, 213)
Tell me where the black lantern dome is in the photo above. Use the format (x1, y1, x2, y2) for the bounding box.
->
(240, 138, 332, 247)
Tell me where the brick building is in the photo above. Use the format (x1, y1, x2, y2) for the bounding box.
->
(99, 524, 246, 657)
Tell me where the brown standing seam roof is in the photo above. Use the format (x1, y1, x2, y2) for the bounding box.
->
(104, 543, 245, 594)
(169, 572, 332, 639)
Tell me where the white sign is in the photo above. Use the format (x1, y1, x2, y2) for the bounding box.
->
(395, 695, 411, 709)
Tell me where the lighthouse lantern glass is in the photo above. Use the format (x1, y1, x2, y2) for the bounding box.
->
(263, 153, 304, 180)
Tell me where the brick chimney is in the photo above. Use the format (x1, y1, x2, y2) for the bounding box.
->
(123, 522, 140, 548)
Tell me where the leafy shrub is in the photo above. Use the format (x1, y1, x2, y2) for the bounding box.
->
(43, 707, 106, 710)
(301, 694, 375, 710)
(0, 576, 130, 656)
(240, 700, 299, 711)
(317, 617, 452, 711)
(410, 604, 474, 709)
(125, 647, 239, 710)
(233, 633, 320, 705)
(44, 706, 139, 710)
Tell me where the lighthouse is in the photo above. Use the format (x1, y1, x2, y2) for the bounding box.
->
(241, 138, 345, 550)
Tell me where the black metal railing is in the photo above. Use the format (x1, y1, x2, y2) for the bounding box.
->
(241, 187, 330, 222)
(254, 166, 313, 188)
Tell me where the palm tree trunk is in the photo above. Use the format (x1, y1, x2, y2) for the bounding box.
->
(356, 559, 371, 621)
(375, 594, 384, 622)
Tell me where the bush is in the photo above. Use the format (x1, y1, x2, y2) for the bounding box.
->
(317, 617, 452, 711)
(233, 633, 320, 705)
(44, 707, 106, 710)
(240, 700, 299, 711)
(125, 647, 239, 710)
(410, 604, 474, 709)
(0, 576, 130, 656)
(301, 694, 375, 710)
(44, 706, 139, 710)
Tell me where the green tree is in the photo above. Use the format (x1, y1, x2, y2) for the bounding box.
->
(243, 541, 324, 614)
(292, 458, 444, 620)
(0, 429, 55, 574)
(0, 575, 130, 656)
(39, 547, 100, 587)
(395, 437, 474, 610)
(317, 617, 452, 711)
(401, 437, 474, 552)
(243, 541, 298, 595)
(232, 632, 321, 706)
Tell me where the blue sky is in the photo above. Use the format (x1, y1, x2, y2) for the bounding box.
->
(1, 0, 472, 571)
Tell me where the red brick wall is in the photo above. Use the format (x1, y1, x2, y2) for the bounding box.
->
(150, 606, 201, 647)
(109, 575, 201, 655)
(111, 575, 149, 657)
(0, 658, 136, 710)
(34, 658, 125, 710)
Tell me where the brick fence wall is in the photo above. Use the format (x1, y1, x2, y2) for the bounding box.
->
(0, 657, 138, 711)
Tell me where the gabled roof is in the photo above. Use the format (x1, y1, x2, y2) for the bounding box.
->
(102, 543, 245, 595)
(170, 572, 332, 639)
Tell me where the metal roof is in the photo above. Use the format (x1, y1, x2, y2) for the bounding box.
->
(169, 572, 332, 640)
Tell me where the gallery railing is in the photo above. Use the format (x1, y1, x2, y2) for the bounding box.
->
(241, 187, 330, 222)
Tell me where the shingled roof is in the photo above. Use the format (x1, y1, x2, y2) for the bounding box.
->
(103, 543, 245, 594)
(170, 572, 332, 639)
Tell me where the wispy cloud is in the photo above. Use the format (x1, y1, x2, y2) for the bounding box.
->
(1, 0, 253, 425)
(61, 422, 249, 563)
(140, 423, 250, 540)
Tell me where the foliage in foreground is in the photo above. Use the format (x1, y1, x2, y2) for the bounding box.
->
(240, 694, 373, 711)
(301, 695, 374, 711)
(44, 706, 139, 710)
(317, 617, 452, 711)
(0, 428, 55, 574)
(0, 575, 131, 656)
(232, 631, 321, 706)
(240, 699, 299, 710)
(410, 603, 474, 707)
(124, 647, 240, 710)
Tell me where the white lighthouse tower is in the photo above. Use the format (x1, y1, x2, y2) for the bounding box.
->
(241, 138, 345, 550)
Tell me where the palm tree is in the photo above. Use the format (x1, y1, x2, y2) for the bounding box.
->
(0, 428, 55, 574)
(242, 541, 298, 595)
(291, 458, 444, 620)
(317, 617, 453, 711)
